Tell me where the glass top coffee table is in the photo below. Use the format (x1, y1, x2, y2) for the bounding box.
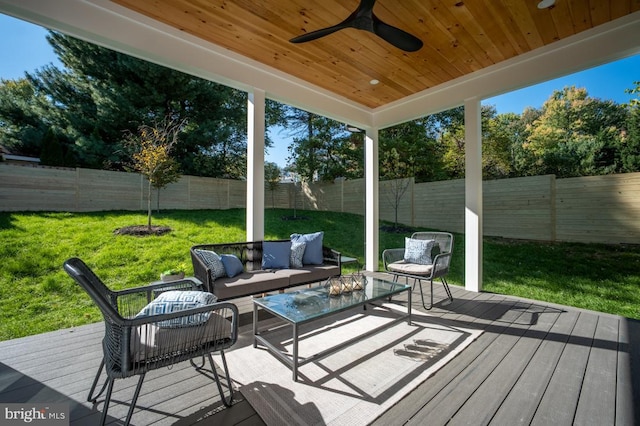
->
(252, 276, 411, 381)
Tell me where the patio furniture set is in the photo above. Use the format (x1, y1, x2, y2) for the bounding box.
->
(63, 231, 453, 425)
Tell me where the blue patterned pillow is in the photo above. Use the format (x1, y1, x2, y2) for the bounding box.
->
(195, 249, 226, 279)
(290, 241, 306, 268)
(221, 254, 244, 278)
(136, 290, 217, 328)
(404, 238, 435, 265)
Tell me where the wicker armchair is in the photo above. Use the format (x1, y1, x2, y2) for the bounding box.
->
(63, 257, 239, 426)
(382, 232, 454, 310)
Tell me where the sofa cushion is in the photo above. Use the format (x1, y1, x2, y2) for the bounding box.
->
(213, 270, 290, 300)
(262, 241, 292, 269)
(404, 238, 435, 265)
(220, 254, 244, 278)
(290, 241, 306, 268)
(290, 231, 324, 265)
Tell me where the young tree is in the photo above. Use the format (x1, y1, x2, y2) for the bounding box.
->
(128, 117, 184, 229)
(380, 147, 412, 230)
(264, 161, 281, 208)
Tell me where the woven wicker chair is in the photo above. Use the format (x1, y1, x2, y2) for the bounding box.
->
(382, 232, 454, 310)
(63, 257, 239, 426)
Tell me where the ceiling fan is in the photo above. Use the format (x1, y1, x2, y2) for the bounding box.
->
(289, 0, 424, 52)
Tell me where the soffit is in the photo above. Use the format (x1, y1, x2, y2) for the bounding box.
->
(111, 0, 640, 109)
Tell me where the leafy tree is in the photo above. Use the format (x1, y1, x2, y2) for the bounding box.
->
(284, 107, 364, 181)
(0, 78, 50, 157)
(379, 118, 446, 183)
(438, 105, 506, 179)
(521, 86, 627, 177)
(481, 108, 516, 179)
(621, 81, 640, 172)
(127, 117, 184, 228)
(13, 32, 253, 176)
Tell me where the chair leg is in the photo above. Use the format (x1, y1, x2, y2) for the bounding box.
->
(124, 373, 146, 426)
(441, 277, 454, 303)
(190, 355, 206, 370)
(98, 377, 115, 426)
(416, 278, 433, 310)
(88, 358, 107, 403)
(207, 351, 234, 407)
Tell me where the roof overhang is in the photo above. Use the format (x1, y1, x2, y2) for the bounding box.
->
(1, 0, 639, 131)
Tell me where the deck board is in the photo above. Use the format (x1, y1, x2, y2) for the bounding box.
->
(488, 309, 580, 425)
(531, 311, 599, 425)
(1, 276, 638, 426)
(574, 315, 620, 426)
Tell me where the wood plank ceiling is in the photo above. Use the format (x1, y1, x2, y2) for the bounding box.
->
(112, 0, 640, 109)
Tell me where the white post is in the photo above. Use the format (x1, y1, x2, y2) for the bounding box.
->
(247, 89, 265, 241)
(365, 129, 379, 271)
(464, 98, 483, 292)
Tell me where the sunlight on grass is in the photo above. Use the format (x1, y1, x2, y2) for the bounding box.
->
(1, 209, 639, 341)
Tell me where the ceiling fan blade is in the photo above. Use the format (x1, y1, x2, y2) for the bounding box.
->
(372, 14, 423, 52)
(290, 23, 349, 44)
(289, 0, 423, 52)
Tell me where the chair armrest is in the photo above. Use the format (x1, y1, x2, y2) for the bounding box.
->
(432, 252, 452, 278)
(323, 246, 341, 265)
(382, 248, 405, 270)
(191, 248, 214, 292)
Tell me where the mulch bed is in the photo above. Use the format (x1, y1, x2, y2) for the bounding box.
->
(113, 225, 172, 236)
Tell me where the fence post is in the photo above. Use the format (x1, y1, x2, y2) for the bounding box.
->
(550, 174, 557, 241)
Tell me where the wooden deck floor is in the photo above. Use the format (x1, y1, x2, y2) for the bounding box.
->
(1, 274, 638, 425)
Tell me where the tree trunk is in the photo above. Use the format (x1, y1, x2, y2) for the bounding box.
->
(147, 179, 152, 230)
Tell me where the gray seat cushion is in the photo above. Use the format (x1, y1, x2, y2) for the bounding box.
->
(213, 270, 289, 300)
(387, 260, 433, 276)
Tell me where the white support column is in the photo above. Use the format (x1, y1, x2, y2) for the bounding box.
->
(365, 129, 379, 271)
(464, 98, 483, 292)
(246, 89, 265, 241)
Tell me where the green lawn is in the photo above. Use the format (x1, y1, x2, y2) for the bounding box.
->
(1, 209, 639, 341)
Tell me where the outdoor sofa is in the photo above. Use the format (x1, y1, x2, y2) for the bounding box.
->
(190, 232, 341, 300)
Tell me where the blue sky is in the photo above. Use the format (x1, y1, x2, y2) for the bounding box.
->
(1, 13, 638, 167)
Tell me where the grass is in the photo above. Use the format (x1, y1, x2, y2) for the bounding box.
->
(1, 209, 639, 341)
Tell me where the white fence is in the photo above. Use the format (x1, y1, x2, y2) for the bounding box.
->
(2, 163, 639, 244)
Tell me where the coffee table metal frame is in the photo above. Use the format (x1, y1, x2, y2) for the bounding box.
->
(252, 277, 411, 381)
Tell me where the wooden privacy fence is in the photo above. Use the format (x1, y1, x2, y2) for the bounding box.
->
(1, 163, 639, 244)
